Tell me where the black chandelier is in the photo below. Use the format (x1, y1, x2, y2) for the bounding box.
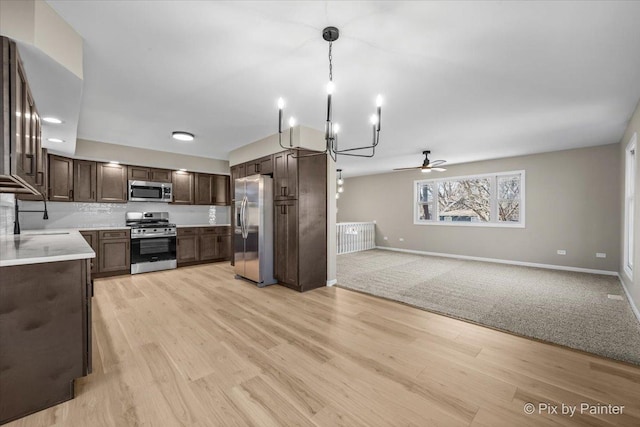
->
(277, 26, 383, 161)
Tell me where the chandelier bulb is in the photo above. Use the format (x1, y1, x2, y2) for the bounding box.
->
(376, 95, 383, 107)
(333, 123, 340, 134)
(327, 81, 335, 95)
(370, 114, 378, 125)
(277, 98, 285, 110)
(337, 178, 344, 185)
(289, 117, 296, 127)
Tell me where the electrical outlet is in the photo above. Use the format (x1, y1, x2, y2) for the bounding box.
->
(557, 249, 567, 255)
(399, 238, 404, 242)
(596, 253, 607, 258)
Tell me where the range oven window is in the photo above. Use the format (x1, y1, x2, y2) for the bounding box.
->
(131, 236, 176, 264)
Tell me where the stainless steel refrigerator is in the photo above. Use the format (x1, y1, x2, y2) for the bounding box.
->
(234, 174, 276, 287)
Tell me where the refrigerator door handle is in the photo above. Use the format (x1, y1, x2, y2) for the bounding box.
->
(241, 196, 248, 239)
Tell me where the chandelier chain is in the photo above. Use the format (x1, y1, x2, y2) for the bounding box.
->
(328, 42, 333, 82)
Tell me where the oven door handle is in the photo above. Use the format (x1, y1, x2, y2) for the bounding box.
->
(131, 234, 177, 239)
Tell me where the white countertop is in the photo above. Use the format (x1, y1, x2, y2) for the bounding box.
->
(0, 230, 96, 267)
(176, 224, 231, 228)
(78, 226, 130, 231)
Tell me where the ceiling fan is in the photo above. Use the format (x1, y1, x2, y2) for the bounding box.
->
(394, 150, 447, 173)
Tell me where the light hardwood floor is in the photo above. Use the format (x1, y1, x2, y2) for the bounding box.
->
(8, 262, 640, 426)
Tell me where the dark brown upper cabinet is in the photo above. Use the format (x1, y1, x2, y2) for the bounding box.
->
(97, 163, 128, 203)
(74, 160, 97, 202)
(171, 170, 194, 204)
(48, 155, 74, 202)
(1, 37, 47, 195)
(214, 175, 230, 206)
(194, 173, 230, 206)
(128, 166, 172, 183)
(230, 163, 246, 201)
(245, 155, 273, 176)
(273, 151, 298, 200)
(194, 173, 213, 205)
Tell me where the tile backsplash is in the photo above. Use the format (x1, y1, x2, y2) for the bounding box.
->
(0, 197, 230, 233)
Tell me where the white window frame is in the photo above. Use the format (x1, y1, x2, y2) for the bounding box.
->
(624, 133, 636, 280)
(414, 170, 526, 228)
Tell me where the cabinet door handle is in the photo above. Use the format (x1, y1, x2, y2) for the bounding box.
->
(26, 154, 35, 175)
(92, 190, 95, 200)
(69, 189, 74, 200)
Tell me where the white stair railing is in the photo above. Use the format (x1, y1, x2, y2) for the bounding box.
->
(337, 222, 376, 255)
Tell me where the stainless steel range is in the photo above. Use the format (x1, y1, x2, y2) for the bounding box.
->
(126, 212, 177, 274)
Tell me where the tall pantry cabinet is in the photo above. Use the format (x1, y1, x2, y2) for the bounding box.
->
(273, 150, 327, 292)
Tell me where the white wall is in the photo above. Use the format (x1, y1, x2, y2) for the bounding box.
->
(73, 139, 230, 175)
(619, 99, 640, 317)
(338, 144, 620, 272)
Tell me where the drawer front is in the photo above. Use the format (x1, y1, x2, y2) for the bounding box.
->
(99, 230, 130, 240)
(200, 226, 231, 235)
(177, 227, 199, 236)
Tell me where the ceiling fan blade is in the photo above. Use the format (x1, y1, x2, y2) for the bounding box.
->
(429, 160, 446, 167)
(393, 166, 421, 171)
(432, 167, 447, 172)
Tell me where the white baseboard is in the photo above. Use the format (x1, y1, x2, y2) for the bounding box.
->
(374, 246, 619, 276)
(617, 274, 640, 324)
(326, 279, 337, 286)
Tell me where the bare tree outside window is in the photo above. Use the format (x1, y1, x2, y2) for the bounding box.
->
(497, 175, 521, 222)
(438, 179, 490, 222)
(415, 171, 524, 226)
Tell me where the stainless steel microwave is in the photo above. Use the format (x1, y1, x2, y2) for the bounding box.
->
(128, 180, 172, 202)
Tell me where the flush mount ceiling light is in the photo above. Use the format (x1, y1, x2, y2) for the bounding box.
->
(277, 26, 383, 161)
(172, 131, 194, 141)
(43, 117, 62, 124)
(47, 138, 64, 143)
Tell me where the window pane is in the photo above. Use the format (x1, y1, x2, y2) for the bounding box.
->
(418, 183, 433, 203)
(498, 175, 521, 200)
(438, 179, 490, 222)
(418, 203, 433, 221)
(498, 200, 520, 222)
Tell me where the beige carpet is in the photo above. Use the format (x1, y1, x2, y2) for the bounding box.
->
(337, 249, 640, 365)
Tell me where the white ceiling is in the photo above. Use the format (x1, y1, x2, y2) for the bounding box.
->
(47, 1, 640, 177)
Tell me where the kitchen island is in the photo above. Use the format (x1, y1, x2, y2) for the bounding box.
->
(0, 231, 94, 424)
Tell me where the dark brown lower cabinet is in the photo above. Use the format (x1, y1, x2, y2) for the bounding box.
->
(79, 230, 99, 275)
(177, 234, 199, 264)
(177, 227, 231, 266)
(0, 258, 92, 424)
(274, 200, 298, 287)
(94, 229, 130, 277)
